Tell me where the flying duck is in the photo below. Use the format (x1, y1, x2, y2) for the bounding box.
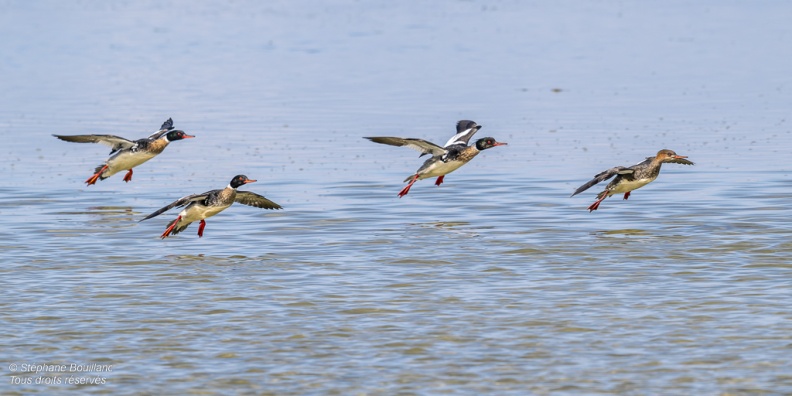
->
(365, 120, 507, 197)
(140, 175, 282, 239)
(53, 118, 194, 185)
(571, 149, 694, 212)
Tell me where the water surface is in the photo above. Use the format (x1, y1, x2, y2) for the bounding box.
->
(1, 1, 791, 394)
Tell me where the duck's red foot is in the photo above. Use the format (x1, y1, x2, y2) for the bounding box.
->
(398, 175, 419, 198)
(197, 220, 206, 238)
(623, 191, 631, 200)
(160, 216, 181, 239)
(85, 165, 108, 186)
(588, 199, 604, 212)
(122, 169, 133, 183)
(434, 175, 445, 186)
(397, 184, 413, 198)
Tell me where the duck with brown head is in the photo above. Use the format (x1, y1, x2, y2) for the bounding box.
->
(571, 149, 694, 212)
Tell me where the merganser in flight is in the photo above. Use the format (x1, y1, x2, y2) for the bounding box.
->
(571, 149, 694, 212)
(53, 118, 194, 185)
(140, 175, 282, 239)
(365, 120, 507, 197)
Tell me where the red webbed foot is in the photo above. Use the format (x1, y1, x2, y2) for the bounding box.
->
(623, 191, 631, 200)
(398, 175, 419, 198)
(122, 169, 133, 183)
(588, 198, 604, 212)
(160, 216, 181, 239)
(197, 220, 206, 238)
(434, 175, 445, 186)
(85, 165, 108, 186)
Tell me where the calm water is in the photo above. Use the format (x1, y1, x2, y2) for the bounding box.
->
(2, 1, 792, 394)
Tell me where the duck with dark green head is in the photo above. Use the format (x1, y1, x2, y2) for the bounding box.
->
(140, 175, 283, 239)
(53, 118, 195, 185)
(365, 120, 507, 197)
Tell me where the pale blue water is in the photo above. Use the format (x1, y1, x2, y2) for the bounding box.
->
(1, 1, 791, 394)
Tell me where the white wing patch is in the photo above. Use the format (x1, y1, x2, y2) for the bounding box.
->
(443, 126, 478, 147)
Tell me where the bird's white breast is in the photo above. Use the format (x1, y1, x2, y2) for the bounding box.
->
(418, 159, 466, 179)
(608, 176, 657, 195)
(179, 202, 232, 224)
(107, 150, 157, 175)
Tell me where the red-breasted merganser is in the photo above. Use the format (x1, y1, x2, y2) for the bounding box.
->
(140, 175, 282, 239)
(571, 149, 694, 212)
(364, 120, 507, 197)
(53, 118, 194, 185)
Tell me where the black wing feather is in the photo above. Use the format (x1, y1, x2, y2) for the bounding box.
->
(53, 134, 136, 155)
(667, 158, 695, 166)
(235, 191, 283, 210)
(444, 120, 482, 147)
(456, 120, 479, 134)
(147, 118, 176, 139)
(364, 137, 446, 157)
(139, 192, 211, 222)
(571, 166, 632, 197)
(161, 118, 174, 131)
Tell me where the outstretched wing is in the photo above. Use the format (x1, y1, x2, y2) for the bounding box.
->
(53, 134, 136, 155)
(160, 118, 174, 131)
(443, 120, 482, 147)
(667, 158, 695, 166)
(235, 191, 283, 210)
(571, 166, 633, 197)
(364, 137, 446, 157)
(139, 192, 211, 222)
(147, 118, 175, 139)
